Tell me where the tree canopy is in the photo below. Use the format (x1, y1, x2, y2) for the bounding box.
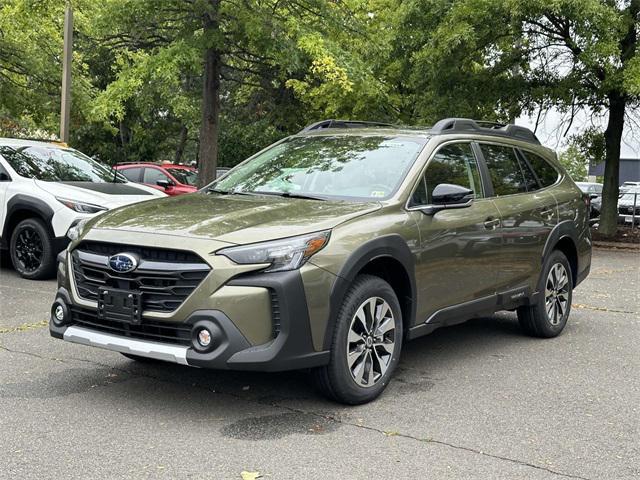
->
(0, 0, 638, 235)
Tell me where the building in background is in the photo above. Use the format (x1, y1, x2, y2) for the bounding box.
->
(588, 158, 640, 185)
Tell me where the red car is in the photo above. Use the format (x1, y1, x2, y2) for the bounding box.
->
(115, 163, 198, 196)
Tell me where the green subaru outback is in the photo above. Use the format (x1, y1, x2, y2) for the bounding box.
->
(50, 118, 591, 404)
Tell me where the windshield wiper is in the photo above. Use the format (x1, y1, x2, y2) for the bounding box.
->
(254, 191, 327, 201)
(207, 187, 255, 196)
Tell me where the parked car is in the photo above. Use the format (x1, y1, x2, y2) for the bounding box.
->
(0, 139, 165, 279)
(115, 162, 198, 195)
(50, 118, 591, 404)
(116, 162, 230, 195)
(618, 188, 640, 225)
(575, 182, 602, 218)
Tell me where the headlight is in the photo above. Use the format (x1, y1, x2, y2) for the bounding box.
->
(66, 218, 90, 241)
(56, 197, 108, 214)
(217, 231, 330, 272)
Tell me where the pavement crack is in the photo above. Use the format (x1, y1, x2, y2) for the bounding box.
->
(263, 406, 593, 480)
(0, 345, 593, 480)
(573, 303, 637, 315)
(0, 320, 48, 334)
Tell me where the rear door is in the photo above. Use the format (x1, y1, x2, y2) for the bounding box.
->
(411, 141, 503, 323)
(477, 143, 557, 295)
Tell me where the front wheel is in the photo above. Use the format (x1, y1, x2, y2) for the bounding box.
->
(518, 250, 573, 338)
(313, 274, 403, 405)
(9, 218, 57, 280)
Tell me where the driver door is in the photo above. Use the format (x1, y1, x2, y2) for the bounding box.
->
(411, 142, 502, 324)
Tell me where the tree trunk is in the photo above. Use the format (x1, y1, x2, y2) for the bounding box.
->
(174, 125, 188, 164)
(197, 0, 221, 187)
(598, 92, 625, 237)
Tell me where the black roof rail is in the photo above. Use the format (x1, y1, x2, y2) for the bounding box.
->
(430, 118, 540, 145)
(300, 119, 395, 132)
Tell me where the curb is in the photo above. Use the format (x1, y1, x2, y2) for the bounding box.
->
(593, 241, 640, 251)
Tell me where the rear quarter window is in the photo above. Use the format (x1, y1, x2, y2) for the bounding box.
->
(520, 150, 559, 188)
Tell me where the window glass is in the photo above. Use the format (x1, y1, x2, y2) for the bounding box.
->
(480, 144, 527, 196)
(212, 135, 427, 201)
(520, 151, 559, 188)
(411, 177, 428, 206)
(120, 167, 141, 182)
(166, 168, 197, 185)
(0, 162, 10, 180)
(0, 146, 126, 182)
(143, 167, 170, 184)
(411, 143, 483, 206)
(517, 152, 540, 191)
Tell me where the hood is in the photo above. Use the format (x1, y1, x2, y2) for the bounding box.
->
(90, 192, 381, 244)
(35, 180, 165, 208)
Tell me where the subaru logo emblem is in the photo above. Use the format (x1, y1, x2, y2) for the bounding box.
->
(108, 253, 138, 273)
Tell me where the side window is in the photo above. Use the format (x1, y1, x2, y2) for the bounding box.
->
(0, 162, 10, 181)
(520, 151, 559, 188)
(142, 167, 169, 184)
(480, 144, 527, 196)
(410, 143, 483, 206)
(120, 167, 141, 182)
(516, 152, 540, 192)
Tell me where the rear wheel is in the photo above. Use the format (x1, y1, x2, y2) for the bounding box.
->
(9, 218, 57, 280)
(313, 274, 402, 404)
(518, 250, 572, 338)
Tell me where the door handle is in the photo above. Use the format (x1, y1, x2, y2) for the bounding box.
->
(484, 218, 500, 229)
(540, 208, 554, 218)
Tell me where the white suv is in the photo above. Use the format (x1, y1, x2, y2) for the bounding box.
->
(0, 139, 165, 279)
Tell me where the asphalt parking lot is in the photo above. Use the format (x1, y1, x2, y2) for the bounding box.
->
(0, 248, 638, 479)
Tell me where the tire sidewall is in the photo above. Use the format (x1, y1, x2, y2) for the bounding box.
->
(328, 276, 403, 404)
(536, 250, 573, 336)
(9, 218, 56, 280)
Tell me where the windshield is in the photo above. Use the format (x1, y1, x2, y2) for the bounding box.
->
(0, 145, 126, 182)
(209, 135, 427, 201)
(620, 192, 640, 202)
(167, 168, 197, 186)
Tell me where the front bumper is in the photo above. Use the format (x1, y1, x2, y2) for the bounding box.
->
(50, 268, 331, 372)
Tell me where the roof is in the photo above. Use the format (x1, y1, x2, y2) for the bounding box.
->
(0, 137, 69, 148)
(299, 117, 541, 145)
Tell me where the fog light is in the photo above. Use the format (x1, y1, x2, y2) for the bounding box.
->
(51, 302, 67, 326)
(197, 328, 212, 347)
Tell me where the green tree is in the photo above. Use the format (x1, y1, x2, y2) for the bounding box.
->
(558, 145, 588, 181)
(402, 0, 639, 236)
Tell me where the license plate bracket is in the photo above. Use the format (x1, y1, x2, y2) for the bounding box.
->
(98, 288, 142, 324)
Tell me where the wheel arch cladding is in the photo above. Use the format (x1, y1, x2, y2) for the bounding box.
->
(324, 234, 416, 350)
(3, 194, 55, 241)
(542, 221, 578, 287)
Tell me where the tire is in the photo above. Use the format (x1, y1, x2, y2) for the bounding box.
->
(9, 218, 57, 280)
(120, 353, 164, 363)
(517, 250, 573, 338)
(313, 274, 403, 405)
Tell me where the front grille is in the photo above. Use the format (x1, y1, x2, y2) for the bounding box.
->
(619, 206, 640, 215)
(71, 241, 210, 313)
(70, 307, 191, 346)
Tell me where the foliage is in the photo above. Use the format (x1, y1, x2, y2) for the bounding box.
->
(0, 0, 637, 235)
(558, 145, 588, 181)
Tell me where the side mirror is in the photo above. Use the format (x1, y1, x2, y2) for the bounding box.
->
(156, 179, 173, 189)
(421, 183, 474, 215)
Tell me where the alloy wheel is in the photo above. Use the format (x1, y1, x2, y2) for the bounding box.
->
(545, 263, 569, 326)
(346, 297, 396, 388)
(14, 227, 44, 273)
